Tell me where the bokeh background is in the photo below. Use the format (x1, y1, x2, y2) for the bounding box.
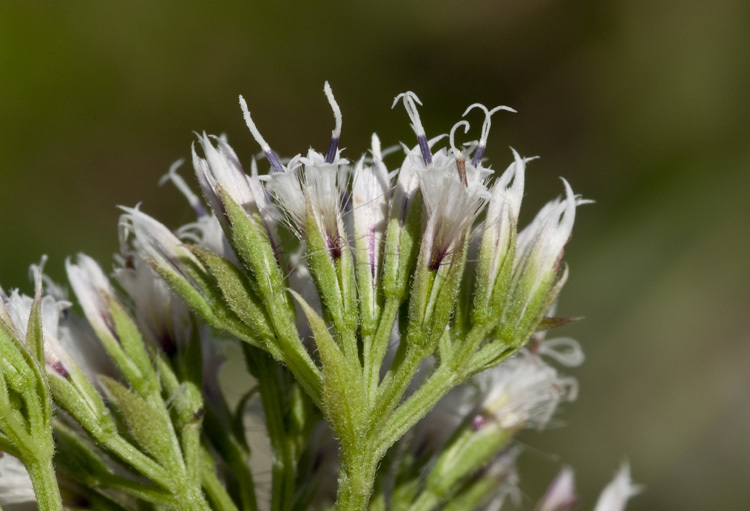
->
(1, 1, 748, 509)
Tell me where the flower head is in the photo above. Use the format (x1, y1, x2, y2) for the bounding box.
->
(472, 349, 578, 431)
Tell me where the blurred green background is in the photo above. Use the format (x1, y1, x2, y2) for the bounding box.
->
(1, 1, 748, 509)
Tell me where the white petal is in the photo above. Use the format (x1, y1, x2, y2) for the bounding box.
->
(594, 462, 642, 511)
(537, 466, 578, 511)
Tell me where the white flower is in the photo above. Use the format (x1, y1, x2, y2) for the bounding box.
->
(1, 263, 74, 377)
(389, 141, 424, 226)
(537, 466, 578, 511)
(241, 84, 349, 259)
(0, 263, 109, 381)
(508, 179, 589, 326)
(66, 253, 118, 345)
(594, 462, 641, 511)
(192, 133, 282, 256)
(113, 252, 190, 354)
(0, 454, 35, 509)
(478, 149, 527, 296)
(352, 134, 390, 283)
(119, 207, 204, 283)
(193, 132, 256, 214)
(472, 350, 578, 431)
(418, 144, 491, 269)
(160, 159, 237, 260)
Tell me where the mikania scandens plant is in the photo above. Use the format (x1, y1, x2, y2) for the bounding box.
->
(0, 83, 640, 511)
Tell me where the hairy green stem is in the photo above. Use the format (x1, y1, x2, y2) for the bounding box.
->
(335, 451, 378, 511)
(363, 298, 400, 404)
(26, 456, 63, 511)
(246, 349, 295, 511)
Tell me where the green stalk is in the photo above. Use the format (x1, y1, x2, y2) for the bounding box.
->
(409, 491, 439, 511)
(26, 456, 63, 511)
(335, 450, 378, 511)
(245, 349, 295, 511)
(202, 465, 240, 511)
(363, 298, 400, 403)
(376, 325, 494, 454)
(368, 343, 427, 437)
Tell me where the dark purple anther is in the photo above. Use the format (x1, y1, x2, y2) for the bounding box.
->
(418, 135, 432, 165)
(265, 150, 285, 173)
(325, 137, 339, 164)
(471, 145, 486, 167)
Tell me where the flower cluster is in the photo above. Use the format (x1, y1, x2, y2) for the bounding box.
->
(0, 84, 638, 511)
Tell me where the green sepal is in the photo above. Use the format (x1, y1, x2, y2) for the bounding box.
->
(0, 322, 39, 396)
(153, 354, 204, 487)
(222, 193, 324, 406)
(471, 208, 516, 327)
(304, 211, 358, 355)
(0, 318, 50, 434)
(407, 240, 467, 352)
(48, 371, 117, 439)
(500, 264, 569, 349)
(289, 290, 363, 445)
(424, 423, 513, 501)
(441, 471, 500, 511)
(382, 193, 423, 301)
(147, 255, 223, 329)
(147, 254, 260, 350)
(221, 191, 295, 323)
(26, 291, 46, 370)
(353, 232, 380, 339)
(108, 296, 159, 395)
(99, 375, 175, 467)
(189, 245, 274, 343)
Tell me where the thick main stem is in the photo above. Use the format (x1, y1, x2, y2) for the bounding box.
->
(26, 456, 63, 511)
(335, 449, 378, 511)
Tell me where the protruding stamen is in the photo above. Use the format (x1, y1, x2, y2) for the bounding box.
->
(159, 159, 207, 217)
(324, 81, 342, 163)
(463, 103, 516, 166)
(239, 95, 285, 173)
(450, 120, 470, 187)
(392, 91, 432, 165)
(449, 120, 470, 155)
